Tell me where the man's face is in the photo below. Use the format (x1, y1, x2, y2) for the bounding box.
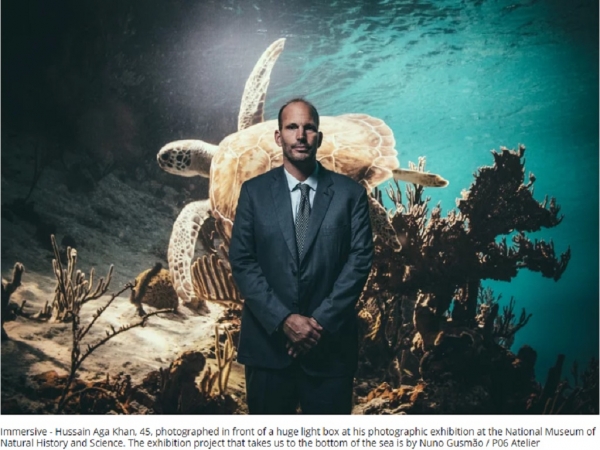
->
(275, 102, 322, 166)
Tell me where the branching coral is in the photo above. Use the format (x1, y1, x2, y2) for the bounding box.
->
(476, 287, 531, 348)
(358, 146, 569, 403)
(458, 146, 563, 246)
(41, 235, 114, 322)
(526, 356, 599, 414)
(56, 282, 173, 412)
(56, 372, 138, 414)
(362, 146, 568, 348)
(40, 235, 175, 412)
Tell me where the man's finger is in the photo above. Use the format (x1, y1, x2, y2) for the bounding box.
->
(287, 339, 316, 356)
(307, 336, 319, 347)
(309, 317, 323, 331)
(308, 329, 321, 342)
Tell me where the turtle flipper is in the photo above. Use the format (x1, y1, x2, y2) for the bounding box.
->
(392, 168, 449, 187)
(168, 200, 212, 314)
(237, 38, 286, 130)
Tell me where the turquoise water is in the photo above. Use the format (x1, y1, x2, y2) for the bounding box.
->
(261, 0, 598, 379)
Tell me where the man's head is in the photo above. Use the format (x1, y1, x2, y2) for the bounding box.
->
(277, 98, 320, 131)
(275, 99, 323, 178)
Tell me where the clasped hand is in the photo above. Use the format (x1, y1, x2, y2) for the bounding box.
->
(282, 314, 323, 358)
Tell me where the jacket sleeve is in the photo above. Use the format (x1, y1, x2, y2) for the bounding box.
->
(311, 188, 373, 334)
(229, 182, 292, 335)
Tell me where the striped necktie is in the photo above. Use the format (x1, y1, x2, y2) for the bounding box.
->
(295, 183, 311, 258)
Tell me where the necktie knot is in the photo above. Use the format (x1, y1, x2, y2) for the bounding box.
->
(297, 183, 310, 196)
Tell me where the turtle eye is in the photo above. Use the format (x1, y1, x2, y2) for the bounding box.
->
(160, 153, 170, 161)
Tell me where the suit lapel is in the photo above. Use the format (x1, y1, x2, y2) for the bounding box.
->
(270, 167, 298, 260)
(300, 165, 334, 264)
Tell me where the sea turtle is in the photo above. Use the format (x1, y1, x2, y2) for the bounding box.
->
(157, 38, 448, 312)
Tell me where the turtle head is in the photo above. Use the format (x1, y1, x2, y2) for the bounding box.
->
(157, 139, 218, 178)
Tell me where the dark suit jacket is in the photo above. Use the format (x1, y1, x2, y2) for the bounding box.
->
(229, 164, 373, 377)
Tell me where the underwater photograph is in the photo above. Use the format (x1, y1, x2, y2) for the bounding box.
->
(1, 0, 598, 414)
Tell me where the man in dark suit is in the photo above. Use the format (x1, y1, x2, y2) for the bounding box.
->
(229, 99, 373, 414)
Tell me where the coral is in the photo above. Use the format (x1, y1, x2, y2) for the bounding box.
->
(527, 356, 599, 414)
(356, 292, 413, 385)
(214, 325, 234, 396)
(356, 146, 570, 413)
(1, 262, 24, 340)
(40, 235, 114, 322)
(195, 325, 235, 399)
(51, 372, 135, 414)
(150, 327, 237, 414)
(216, 305, 242, 348)
(191, 244, 242, 307)
(56, 280, 173, 412)
(1, 370, 151, 414)
(130, 263, 179, 316)
(361, 147, 567, 344)
(155, 350, 208, 414)
(476, 287, 531, 348)
(358, 341, 541, 414)
(573, 358, 600, 414)
(39, 235, 176, 412)
(458, 146, 563, 246)
(354, 382, 416, 414)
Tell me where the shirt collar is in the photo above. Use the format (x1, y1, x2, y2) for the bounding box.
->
(283, 163, 319, 192)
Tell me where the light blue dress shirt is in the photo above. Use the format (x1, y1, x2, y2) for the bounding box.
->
(283, 165, 319, 222)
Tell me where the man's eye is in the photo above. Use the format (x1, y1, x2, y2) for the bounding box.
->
(286, 124, 298, 130)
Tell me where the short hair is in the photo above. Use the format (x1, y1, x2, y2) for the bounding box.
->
(277, 98, 320, 130)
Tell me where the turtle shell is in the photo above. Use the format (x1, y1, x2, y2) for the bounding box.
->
(209, 113, 399, 241)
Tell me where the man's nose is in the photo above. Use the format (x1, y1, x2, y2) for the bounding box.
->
(295, 126, 307, 140)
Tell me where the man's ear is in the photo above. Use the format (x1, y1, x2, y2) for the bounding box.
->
(274, 129, 282, 147)
(317, 131, 323, 148)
